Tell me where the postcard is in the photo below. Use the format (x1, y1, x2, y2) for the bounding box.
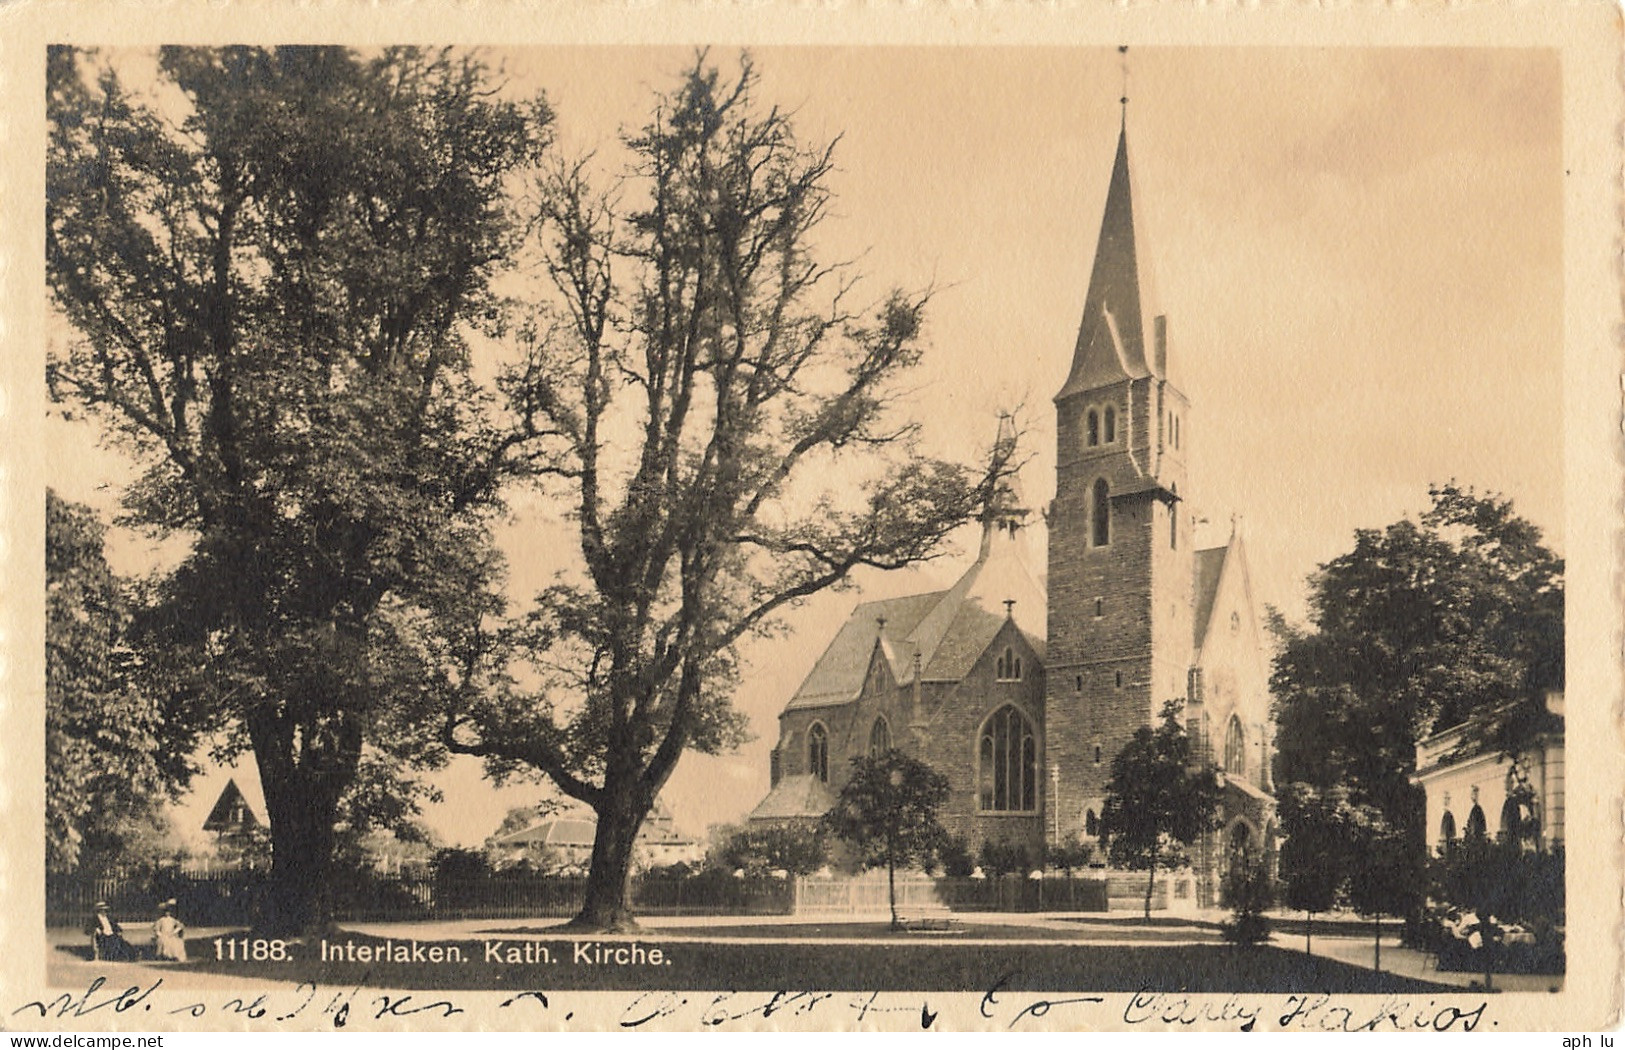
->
(3, 0, 1619, 1033)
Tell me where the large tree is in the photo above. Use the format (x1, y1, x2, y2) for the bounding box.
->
(47, 46, 552, 933)
(1100, 701, 1224, 921)
(443, 54, 1014, 931)
(46, 490, 193, 875)
(1271, 484, 1563, 914)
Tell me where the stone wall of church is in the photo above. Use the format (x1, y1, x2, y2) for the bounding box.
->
(1045, 477, 1156, 843)
(910, 619, 1047, 858)
(772, 703, 857, 787)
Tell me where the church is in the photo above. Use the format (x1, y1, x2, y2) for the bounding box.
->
(747, 117, 1277, 900)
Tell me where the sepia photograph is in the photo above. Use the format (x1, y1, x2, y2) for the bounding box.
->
(6, 7, 1620, 1034)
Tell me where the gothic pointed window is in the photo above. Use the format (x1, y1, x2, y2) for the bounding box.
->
(869, 717, 891, 757)
(1224, 715, 1246, 778)
(977, 705, 1037, 812)
(995, 646, 1022, 681)
(1085, 409, 1100, 447)
(1091, 479, 1110, 546)
(808, 722, 829, 783)
(1104, 405, 1117, 443)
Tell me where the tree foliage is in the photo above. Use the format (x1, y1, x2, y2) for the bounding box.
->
(1271, 485, 1561, 946)
(1100, 701, 1223, 920)
(46, 490, 194, 875)
(714, 823, 829, 877)
(47, 45, 553, 933)
(1274, 782, 1362, 954)
(443, 53, 1015, 930)
(824, 750, 951, 929)
(1272, 484, 1562, 818)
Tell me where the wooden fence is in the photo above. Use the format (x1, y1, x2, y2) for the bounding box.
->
(794, 874, 1110, 916)
(49, 869, 1189, 927)
(47, 871, 796, 927)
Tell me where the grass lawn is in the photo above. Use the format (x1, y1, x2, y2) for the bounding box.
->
(163, 929, 1455, 993)
(510, 920, 1226, 943)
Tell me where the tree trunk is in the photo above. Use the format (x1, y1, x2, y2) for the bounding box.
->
(887, 847, 899, 931)
(1373, 917, 1381, 972)
(1143, 859, 1156, 922)
(568, 784, 648, 932)
(256, 762, 342, 938)
(1305, 911, 1313, 955)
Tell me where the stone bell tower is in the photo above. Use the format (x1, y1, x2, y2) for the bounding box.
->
(1045, 115, 1196, 842)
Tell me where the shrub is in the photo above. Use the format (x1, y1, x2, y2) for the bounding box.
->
(977, 840, 1032, 877)
(716, 823, 828, 877)
(937, 835, 975, 877)
(1220, 848, 1273, 946)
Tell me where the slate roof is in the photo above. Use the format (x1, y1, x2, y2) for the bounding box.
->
(746, 774, 836, 822)
(495, 804, 695, 849)
(495, 818, 598, 849)
(923, 603, 1026, 682)
(784, 591, 946, 711)
(782, 513, 1045, 710)
(1056, 123, 1163, 402)
(1190, 544, 1229, 652)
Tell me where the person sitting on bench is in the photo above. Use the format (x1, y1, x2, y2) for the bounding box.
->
(85, 901, 138, 962)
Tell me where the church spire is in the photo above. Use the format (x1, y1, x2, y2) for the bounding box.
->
(980, 411, 1028, 538)
(1055, 114, 1164, 403)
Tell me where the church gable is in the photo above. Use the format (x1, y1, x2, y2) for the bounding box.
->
(783, 591, 943, 711)
(1192, 534, 1272, 787)
(918, 616, 1047, 840)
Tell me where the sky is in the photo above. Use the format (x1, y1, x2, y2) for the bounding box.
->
(49, 46, 1565, 847)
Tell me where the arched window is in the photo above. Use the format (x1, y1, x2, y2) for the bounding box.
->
(978, 705, 1037, 812)
(1085, 410, 1099, 447)
(869, 717, 891, 757)
(995, 646, 1022, 681)
(1085, 809, 1100, 838)
(1091, 479, 1110, 547)
(1224, 715, 1246, 778)
(1103, 405, 1117, 443)
(1499, 797, 1528, 844)
(1465, 804, 1487, 840)
(808, 722, 829, 783)
(1440, 811, 1457, 845)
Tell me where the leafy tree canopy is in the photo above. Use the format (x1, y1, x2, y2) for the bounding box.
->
(1271, 483, 1562, 822)
(715, 823, 829, 877)
(46, 490, 195, 875)
(1100, 700, 1223, 920)
(824, 749, 951, 928)
(443, 52, 1016, 930)
(47, 45, 553, 932)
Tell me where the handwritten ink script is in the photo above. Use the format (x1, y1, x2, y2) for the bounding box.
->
(12, 975, 1493, 1032)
